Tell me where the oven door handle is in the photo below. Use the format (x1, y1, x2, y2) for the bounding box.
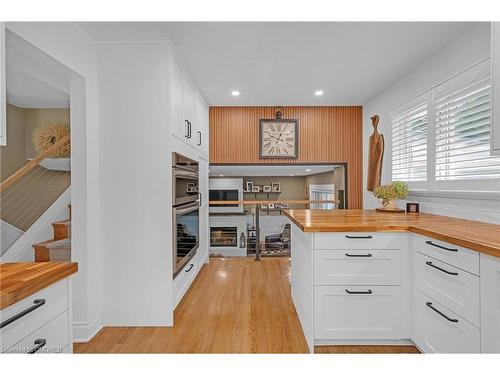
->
(174, 168, 199, 180)
(175, 203, 200, 215)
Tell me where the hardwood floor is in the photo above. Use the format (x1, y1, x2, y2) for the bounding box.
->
(74, 258, 419, 354)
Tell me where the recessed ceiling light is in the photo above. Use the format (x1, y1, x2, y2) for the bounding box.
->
(219, 174, 224, 177)
(231, 90, 240, 97)
(306, 168, 312, 172)
(289, 173, 294, 176)
(314, 90, 324, 96)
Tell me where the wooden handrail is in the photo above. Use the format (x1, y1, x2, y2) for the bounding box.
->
(0, 135, 70, 193)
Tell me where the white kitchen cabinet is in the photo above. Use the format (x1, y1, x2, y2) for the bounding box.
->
(171, 58, 186, 141)
(314, 285, 403, 340)
(195, 94, 209, 157)
(183, 74, 196, 146)
(0, 22, 6, 146)
(491, 23, 500, 155)
(0, 278, 73, 354)
(415, 252, 480, 326)
(480, 253, 500, 352)
(413, 291, 480, 353)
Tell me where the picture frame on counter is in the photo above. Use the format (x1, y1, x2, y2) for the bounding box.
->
(406, 202, 419, 213)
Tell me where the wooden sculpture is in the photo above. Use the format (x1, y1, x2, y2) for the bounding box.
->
(367, 115, 384, 191)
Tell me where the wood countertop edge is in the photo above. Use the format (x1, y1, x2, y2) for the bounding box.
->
(282, 211, 500, 258)
(0, 262, 78, 310)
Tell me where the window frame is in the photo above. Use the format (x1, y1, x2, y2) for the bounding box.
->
(390, 59, 500, 194)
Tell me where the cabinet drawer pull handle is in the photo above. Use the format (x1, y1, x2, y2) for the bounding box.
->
(345, 235, 373, 239)
(184, 120, 190, 138)
(345, 289, 372, 295)
(426, 302, 458, 323)
(345, 253, 372, 257)
(425, 240, 458, 252)
(28, 339, 47, 354)
(0, 299, 46, 329)
(185, 264, 194, 272)
(197, 131, 202, 146)
(188, 121, 192, 139)
(425, 261, 458, 275)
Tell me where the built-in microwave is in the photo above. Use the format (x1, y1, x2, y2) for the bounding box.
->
(173, 152, 199, 206)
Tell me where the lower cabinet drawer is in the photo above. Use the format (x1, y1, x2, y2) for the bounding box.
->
(415, 252, 479, 326)
(0, 279, 68, 351)
(314, 249, 401, 285)
(413, 291, 480, 353)
(314, 285, 402, 340)
(4, 311, 69, 354)
(173, 250, 204, 309)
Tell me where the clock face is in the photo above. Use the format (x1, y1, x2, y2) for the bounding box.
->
(259, 120, 298, 158)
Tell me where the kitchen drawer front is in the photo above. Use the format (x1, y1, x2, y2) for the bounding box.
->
(415, 252, 480, 326)
(4, 311, 69, 354)
(314, 285, 402, 340)
(314, 232, 406, 250)
(413, 291, 480, 353)
(314, 249, 401, 285)
(413, 234, 479, 275)
(0, 279, 68, 351)
(173, 250, 204, 309)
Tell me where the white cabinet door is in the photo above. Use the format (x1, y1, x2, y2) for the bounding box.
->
(314, 285, 402, 340)
(194, 94, 208, 157)
(492, 23, 500, 155)
(0, 22, 6, 146)
(183, 76, 195, 146)
(171, 58, 187, 141)
(480, 253, 500, 353)
(413, 291, 480, 353)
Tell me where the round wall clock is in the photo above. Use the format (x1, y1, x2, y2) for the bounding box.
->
(259, 119, 299, 158)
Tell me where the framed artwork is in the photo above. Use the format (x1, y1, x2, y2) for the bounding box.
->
(252, 186, 260, 192)
(259, 119, 298, 158)
(246, 181, 253, 192)
(271, 182, 281, 192)
(263, 186, 272, 192)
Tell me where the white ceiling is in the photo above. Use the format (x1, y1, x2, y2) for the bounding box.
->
(209, 165, 340, 177)
(6, 29, 72, 108)
(79, 22, 480, 105)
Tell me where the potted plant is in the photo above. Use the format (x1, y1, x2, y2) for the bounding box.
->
(32, 123, 71, 171)
(373, 181, 409, 212)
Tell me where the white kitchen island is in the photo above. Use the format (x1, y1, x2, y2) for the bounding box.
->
(284, 209, 500, 353)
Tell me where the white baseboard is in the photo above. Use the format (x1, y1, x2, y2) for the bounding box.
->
(314, 339, 414, 346)
(73, 310, 103, 343)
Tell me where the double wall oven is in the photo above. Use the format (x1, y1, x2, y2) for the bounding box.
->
(172, 153, 200, 278)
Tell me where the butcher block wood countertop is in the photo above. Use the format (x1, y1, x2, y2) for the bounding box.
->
(283, 209, 500, 258)
(0, 262, 78, 310)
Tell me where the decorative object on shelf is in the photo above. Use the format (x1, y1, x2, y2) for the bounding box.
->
(246, 181, 253, 192)
(271, 182, 281, 192)
(367, 115, 384, 192)
(263, 185, 272, 192)
(268, 203, 274, 209)
(373, 181, 408, 212)
(186, 183, 196, 193)
(259, 113, 299, 158)
(32, 123, 71, 171)
(260, 204, 268, 209)
(240, 232, 246, 248)
(274, 203, 289, 210)
(406, 202, 420, 214)
(252, 186, 260, 192)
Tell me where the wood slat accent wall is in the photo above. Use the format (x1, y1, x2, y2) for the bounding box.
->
(209, 106, 363, 209)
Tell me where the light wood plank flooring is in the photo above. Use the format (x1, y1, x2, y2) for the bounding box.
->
(74, 258, 419, 354)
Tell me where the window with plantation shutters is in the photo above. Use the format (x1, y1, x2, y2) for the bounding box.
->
(434, 70, 500, 184)
(391, 100, 428, 185)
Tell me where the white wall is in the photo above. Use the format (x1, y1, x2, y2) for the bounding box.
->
(98, 42, 173, 326)
(363, 23, 500, 224)
(6, 22, 103, 341)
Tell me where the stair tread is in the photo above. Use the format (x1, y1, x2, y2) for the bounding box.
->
(46, 238, 70, 249)
(33, 237, 70, 248)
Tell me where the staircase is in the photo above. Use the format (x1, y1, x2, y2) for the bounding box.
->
(33, 209, 71, 261)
